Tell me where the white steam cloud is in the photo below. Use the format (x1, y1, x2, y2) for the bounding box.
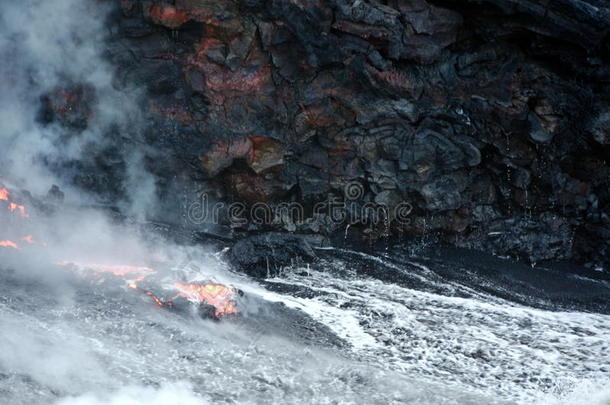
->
(0, 1, 203, 401)
(55, 383, 209, 405)
(0, 0, 157, 217)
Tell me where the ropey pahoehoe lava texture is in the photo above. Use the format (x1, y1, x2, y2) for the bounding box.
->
(43, 0, 609, 267)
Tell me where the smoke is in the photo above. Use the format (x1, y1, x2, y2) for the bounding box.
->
(55, 383, 209, 405)
(0, 2, 215, 400)
(0, 0, 173, 304)
(0, 307, 110, 395)
(0, 0, 157, 218)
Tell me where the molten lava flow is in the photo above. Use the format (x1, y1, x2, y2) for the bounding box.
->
(57, 262, 155, 283)
(9, 202, 29, 218)
(174, 282, 238, 318)
(56, 262, 237, 318)
(145, 290, 167, 307)
(0, 182, 238, 320)
(0, 185, 29, 218)
(0, 240, 19, 249)
(20, 235, 34, 244)
(81, 264, 155, 281)
(128, 283, 172, 308)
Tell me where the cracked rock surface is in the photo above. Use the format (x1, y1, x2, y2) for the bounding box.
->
(43, 0, 610, 268)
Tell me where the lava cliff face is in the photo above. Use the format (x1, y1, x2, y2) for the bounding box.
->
(43, 0, 610, 267)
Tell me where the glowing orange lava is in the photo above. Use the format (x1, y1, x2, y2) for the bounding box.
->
(0, 182, 237, 319)
(174, 282, 238, 318)
(57, 262, 155, 283)
(56, 262, 238, 318)
(128, 283, 171, 308)
(0, 185, 29, 218)
(20, 235, 35, 244)
(9, 202, 29, 218)
(0, 240, 19, 249)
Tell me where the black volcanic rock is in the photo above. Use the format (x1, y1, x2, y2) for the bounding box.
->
(38, 84, 95, 131)
(41, 0, 610, 269)
(229, 233, 321, 278)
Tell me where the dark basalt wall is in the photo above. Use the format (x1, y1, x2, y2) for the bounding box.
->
(44, 0, 610, 267)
